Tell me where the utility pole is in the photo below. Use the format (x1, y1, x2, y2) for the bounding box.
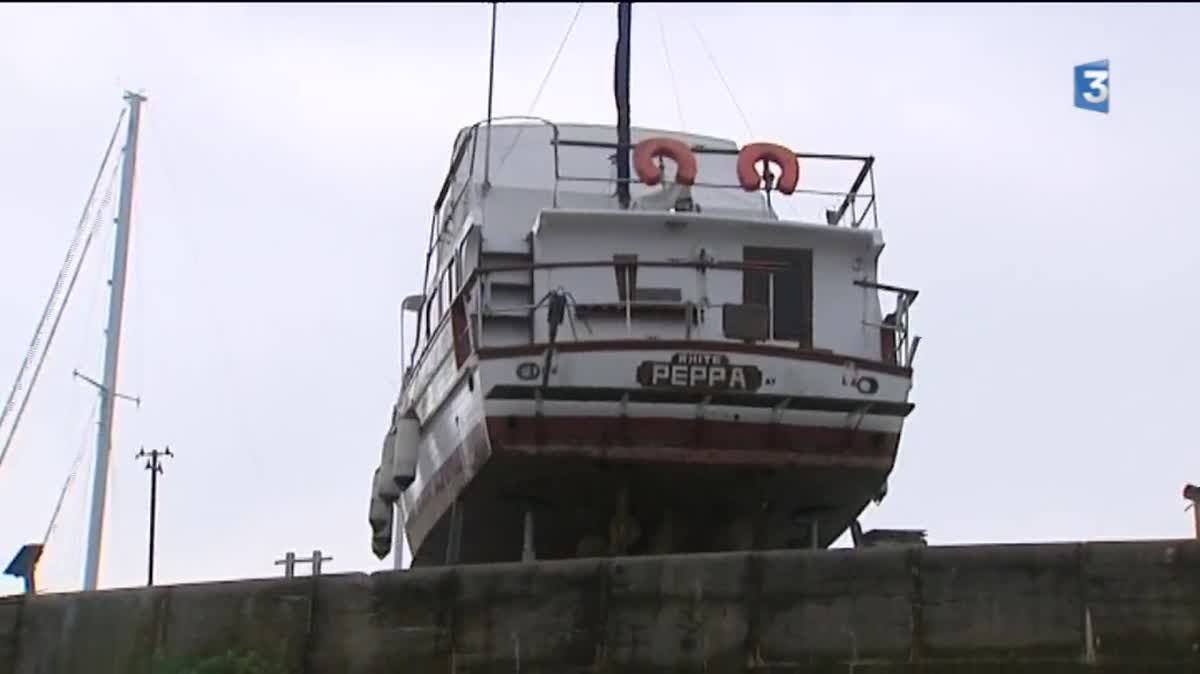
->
(136, 446, 172, 586)
(82, 90, 147, 592)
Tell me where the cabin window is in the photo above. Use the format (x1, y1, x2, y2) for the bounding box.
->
(742, 246, 813, 347)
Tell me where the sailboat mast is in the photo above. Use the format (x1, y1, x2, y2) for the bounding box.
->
(82, 91, 146, 592)
(615, 1, 632, 209)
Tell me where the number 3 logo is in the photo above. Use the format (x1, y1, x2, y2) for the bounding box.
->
(1074, 60, 1110, 113)
(1082, 69, 1109, 104)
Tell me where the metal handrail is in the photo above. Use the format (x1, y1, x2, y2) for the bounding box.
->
(550, 137, 878, 229)
(854, 279, 919, 368)
(431, 125, 881, 229)
(405, 256, 919, 398)
(468, 260, 914, 366)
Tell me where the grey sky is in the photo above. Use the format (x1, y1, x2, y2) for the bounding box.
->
(1, 2, 1197, 595)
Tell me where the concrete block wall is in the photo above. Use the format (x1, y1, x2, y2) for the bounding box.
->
(2, 540, 1198, 673)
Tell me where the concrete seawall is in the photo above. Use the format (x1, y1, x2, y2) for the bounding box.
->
(2, 539, 1198, 673)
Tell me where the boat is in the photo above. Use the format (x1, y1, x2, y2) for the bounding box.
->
(368, 4, 920, 567)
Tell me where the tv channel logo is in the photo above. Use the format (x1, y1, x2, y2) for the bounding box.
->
(1074, 60, 1110, 113)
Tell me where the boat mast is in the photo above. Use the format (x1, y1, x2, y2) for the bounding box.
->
(615, 1, 632, 209)
(82, 91, 146, 592)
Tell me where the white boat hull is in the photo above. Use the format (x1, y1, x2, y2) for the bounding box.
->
(395, 341, 913, 566)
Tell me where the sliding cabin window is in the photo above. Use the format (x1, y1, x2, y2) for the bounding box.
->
(742, 246, 813, 347)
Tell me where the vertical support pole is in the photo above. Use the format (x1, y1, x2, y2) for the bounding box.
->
(83, 91, 146, 592)
(275, 552, 297, 578)
(444, 500, 464, 565)
(767, 272, 775, 341)
(624, 267, 632, 335)
(1185, 485, 1200, 539)
(310, 550, 332, 576)
(477, 274, 486, 346)
(393, 500, 405, 571)
(522, 510, 536, 562)
(868, 165, 879, 229)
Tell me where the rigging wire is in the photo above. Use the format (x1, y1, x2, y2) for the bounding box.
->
(687, 15, 804, 220)
(688, 17, 755, 139)
(0, 123, 126, 474)
(656, 9, 686, 132)
(525, 2, 586, 117)
(0, 111, 125, 458)
(42, 399, 100, 546)
(142, 111, 270, 492)
(495, 2, 586, 172)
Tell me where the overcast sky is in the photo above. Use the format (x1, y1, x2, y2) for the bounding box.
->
(1, 2, 1198, 596)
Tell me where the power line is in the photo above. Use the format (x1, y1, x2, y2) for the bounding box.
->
(0, 111, 126, 473)
(41, 400, 100, 546)
(496, 2, 586, 172)
(689, 17, 755, 139)
(526, 2, 585, 116)
(657, 10, 685, 132)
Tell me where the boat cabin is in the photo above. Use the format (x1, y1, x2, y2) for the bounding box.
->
(401, 119, 916, 396)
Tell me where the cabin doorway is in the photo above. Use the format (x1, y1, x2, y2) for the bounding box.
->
(743, 246, 813, 348)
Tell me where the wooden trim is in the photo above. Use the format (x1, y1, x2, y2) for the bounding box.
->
(478, 340, 912, 377)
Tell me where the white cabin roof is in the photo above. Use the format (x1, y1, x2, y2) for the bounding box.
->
(429, 118, 883, 267)
(443, 119, 774, 218)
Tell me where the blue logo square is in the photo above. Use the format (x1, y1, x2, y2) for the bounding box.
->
(1075, 60, 1110, 113)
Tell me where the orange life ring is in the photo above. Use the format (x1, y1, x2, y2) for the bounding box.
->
(737, 142, 800, 195)
(633, 137, 698, 187)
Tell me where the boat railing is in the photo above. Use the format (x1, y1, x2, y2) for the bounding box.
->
(551, 138, 879, 229)
(399, 258, 918, 406)
(854, 280, 920, 369)
(468, 259, 917, 368)
(429, 120, 881, 231)
(434, 116, 565, 233)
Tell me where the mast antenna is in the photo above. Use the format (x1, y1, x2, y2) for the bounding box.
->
(615, 1, 633, 209)
(81, 90, 147, 592)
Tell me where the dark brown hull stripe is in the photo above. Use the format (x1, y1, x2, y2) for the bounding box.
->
(486, 416, 900, 459)
(403, 415, 900, 558)
(477, 340, 913, 377)
(486, 384, 915, 417)
(495, 443, 896, 470)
